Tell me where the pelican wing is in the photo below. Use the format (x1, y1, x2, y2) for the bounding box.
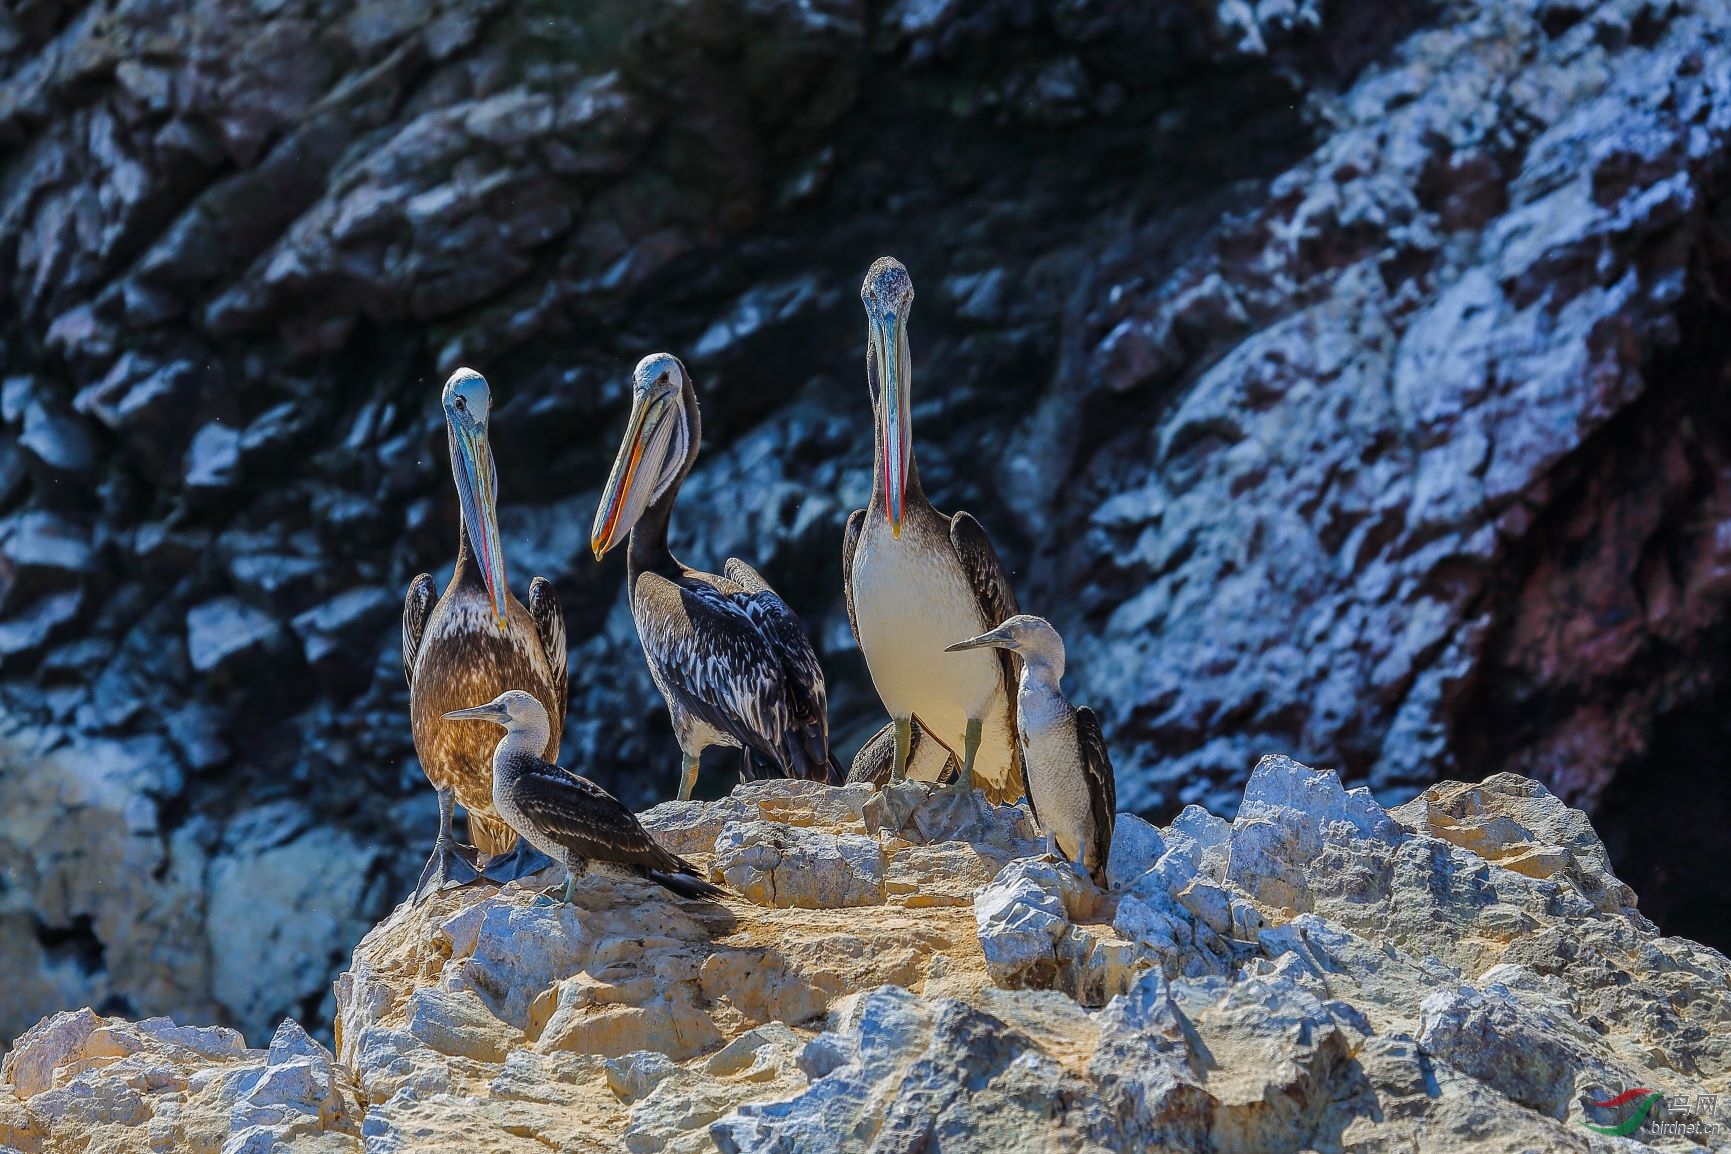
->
(402, 572, 436, 685)
(842, 508, 865, 644)
(633, 571, 800, 770)
(722, 558, 833, 780)
(507, 754, 688, 875)
(948, 511, 1020, 627)
(528, 576, 568, 708)
(1075, 706, 1117, 883)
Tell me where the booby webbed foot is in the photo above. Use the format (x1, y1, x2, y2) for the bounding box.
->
(412, 838, 482, 905)
(531, 871, 581, 906)
(481, 840, 554, 885)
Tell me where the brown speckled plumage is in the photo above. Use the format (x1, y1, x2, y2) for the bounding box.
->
(405, 526, 565, 856)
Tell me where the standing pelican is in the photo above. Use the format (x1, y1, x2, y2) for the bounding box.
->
(444, 691, 723, 903)
(844, 257, 1024, 802)
(946, 615, 1116, 886)
(403, 367, 568, 903)
(591, 352, 840, 801)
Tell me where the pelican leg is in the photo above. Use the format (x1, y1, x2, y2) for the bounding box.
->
(481, 840, 554, 885)
(413, 788, 482, 905)
(890, 716, 912, 786)
(958, 718, 983, 792)
(678, 754, 701, 802)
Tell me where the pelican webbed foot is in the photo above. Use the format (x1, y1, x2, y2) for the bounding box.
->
(412, 838, 482, 904)
(482, 841, 554, 885)
(412, 788, 484, 905)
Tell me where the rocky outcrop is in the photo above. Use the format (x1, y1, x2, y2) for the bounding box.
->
(7, 763, 1729, 1151)
(3, 0, 1731, 1043)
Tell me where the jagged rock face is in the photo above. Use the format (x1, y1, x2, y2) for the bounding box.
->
(2, 0, 1731, 1044)
(5, 765, 1730, 1152)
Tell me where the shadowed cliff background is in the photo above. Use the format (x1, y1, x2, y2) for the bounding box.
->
(1, 0, 1728, 1045)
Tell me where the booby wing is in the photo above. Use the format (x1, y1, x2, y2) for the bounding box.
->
(1075, 706, 1117, 885)
(842, 508, 865, 644)
(633, 570, 820, 775)
(402, 572, 436, 684)
(505, 753, 695, 876)
(528, 576, 568, 707)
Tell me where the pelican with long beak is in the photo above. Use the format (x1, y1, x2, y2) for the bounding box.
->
(402, 367, 568, 904)
(946, 615, 1116, 886)
(843, 257, 1025, 802)
(591, 352, 841, 801)
(443, 691, 722, 903)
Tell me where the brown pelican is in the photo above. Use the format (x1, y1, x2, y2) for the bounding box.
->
(947, 615, 1116, 886)
(844, 257, 1024, 803)
(444, 691, 723, 903)
(846, 718, 957, 787)
(590, 352, 840, 801)
(402, 367, 567, 903)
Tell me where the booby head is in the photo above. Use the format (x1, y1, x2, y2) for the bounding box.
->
(443, 367, 509, 629)
(945, 614, 1066, 681)
(861, 257, 914, 538)
(591, 353, 695, 560)
(444, 688, 547, 731)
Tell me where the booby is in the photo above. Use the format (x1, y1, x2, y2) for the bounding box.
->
(403, 367, 567, 904)
(591, 352, 840, 801)
(844, 256, 1025, 802)
(946, 614, 1116, 886)
(444, 691, 723, 903)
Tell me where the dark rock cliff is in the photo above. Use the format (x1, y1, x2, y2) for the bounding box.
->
(0, 0, 1728, 1042)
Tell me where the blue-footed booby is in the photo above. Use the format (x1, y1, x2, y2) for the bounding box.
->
(947, 614, 1116, 886)
(844, 257, 1025, 804)
(403, 367, 567, 904)
(444, 691, 723, 902)
(591, 352, 841, 801)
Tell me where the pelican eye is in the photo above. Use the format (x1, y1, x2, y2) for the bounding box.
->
(454, 395, 467, 411)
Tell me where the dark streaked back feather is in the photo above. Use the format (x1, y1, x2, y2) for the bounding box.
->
(724, 558, 836, 783)
(528, 576, 568, 709)
(846, 717, 958, 787)
(402, 573, 436, 684)
(633, 569, 832, 781)
(1075, 706, 1117, 887)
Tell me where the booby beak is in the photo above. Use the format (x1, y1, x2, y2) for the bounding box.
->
(452, 417, 509, 631)
(443, 702, 510, 724)
(945, 625, 1017, 654)
(591, 389, 669, 561)
(870, 306, 912, 538)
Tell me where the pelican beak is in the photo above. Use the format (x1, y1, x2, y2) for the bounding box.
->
(452, 419, 508, 630)
(443, 702, 509, 724)
(945, 626, 1016, 653)
(591, 390, 663, 561)
(871, 307, 912, 538)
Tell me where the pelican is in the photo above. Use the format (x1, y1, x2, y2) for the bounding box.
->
(403, 367, 567, 904)
(444, 691, 723, 903)
(846, 718, 957, 787)
(591, 352, 840, 801)
(844, 257, 1024, 802)
(946, 615, 1116, 886)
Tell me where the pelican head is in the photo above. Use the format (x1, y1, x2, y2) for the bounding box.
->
(861, 257, 914, 538)
(591, 353, 695, 560)
(945, 614, 1066, 680)
(443, 688, 547, 730)
(443, 367, 508, 629)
